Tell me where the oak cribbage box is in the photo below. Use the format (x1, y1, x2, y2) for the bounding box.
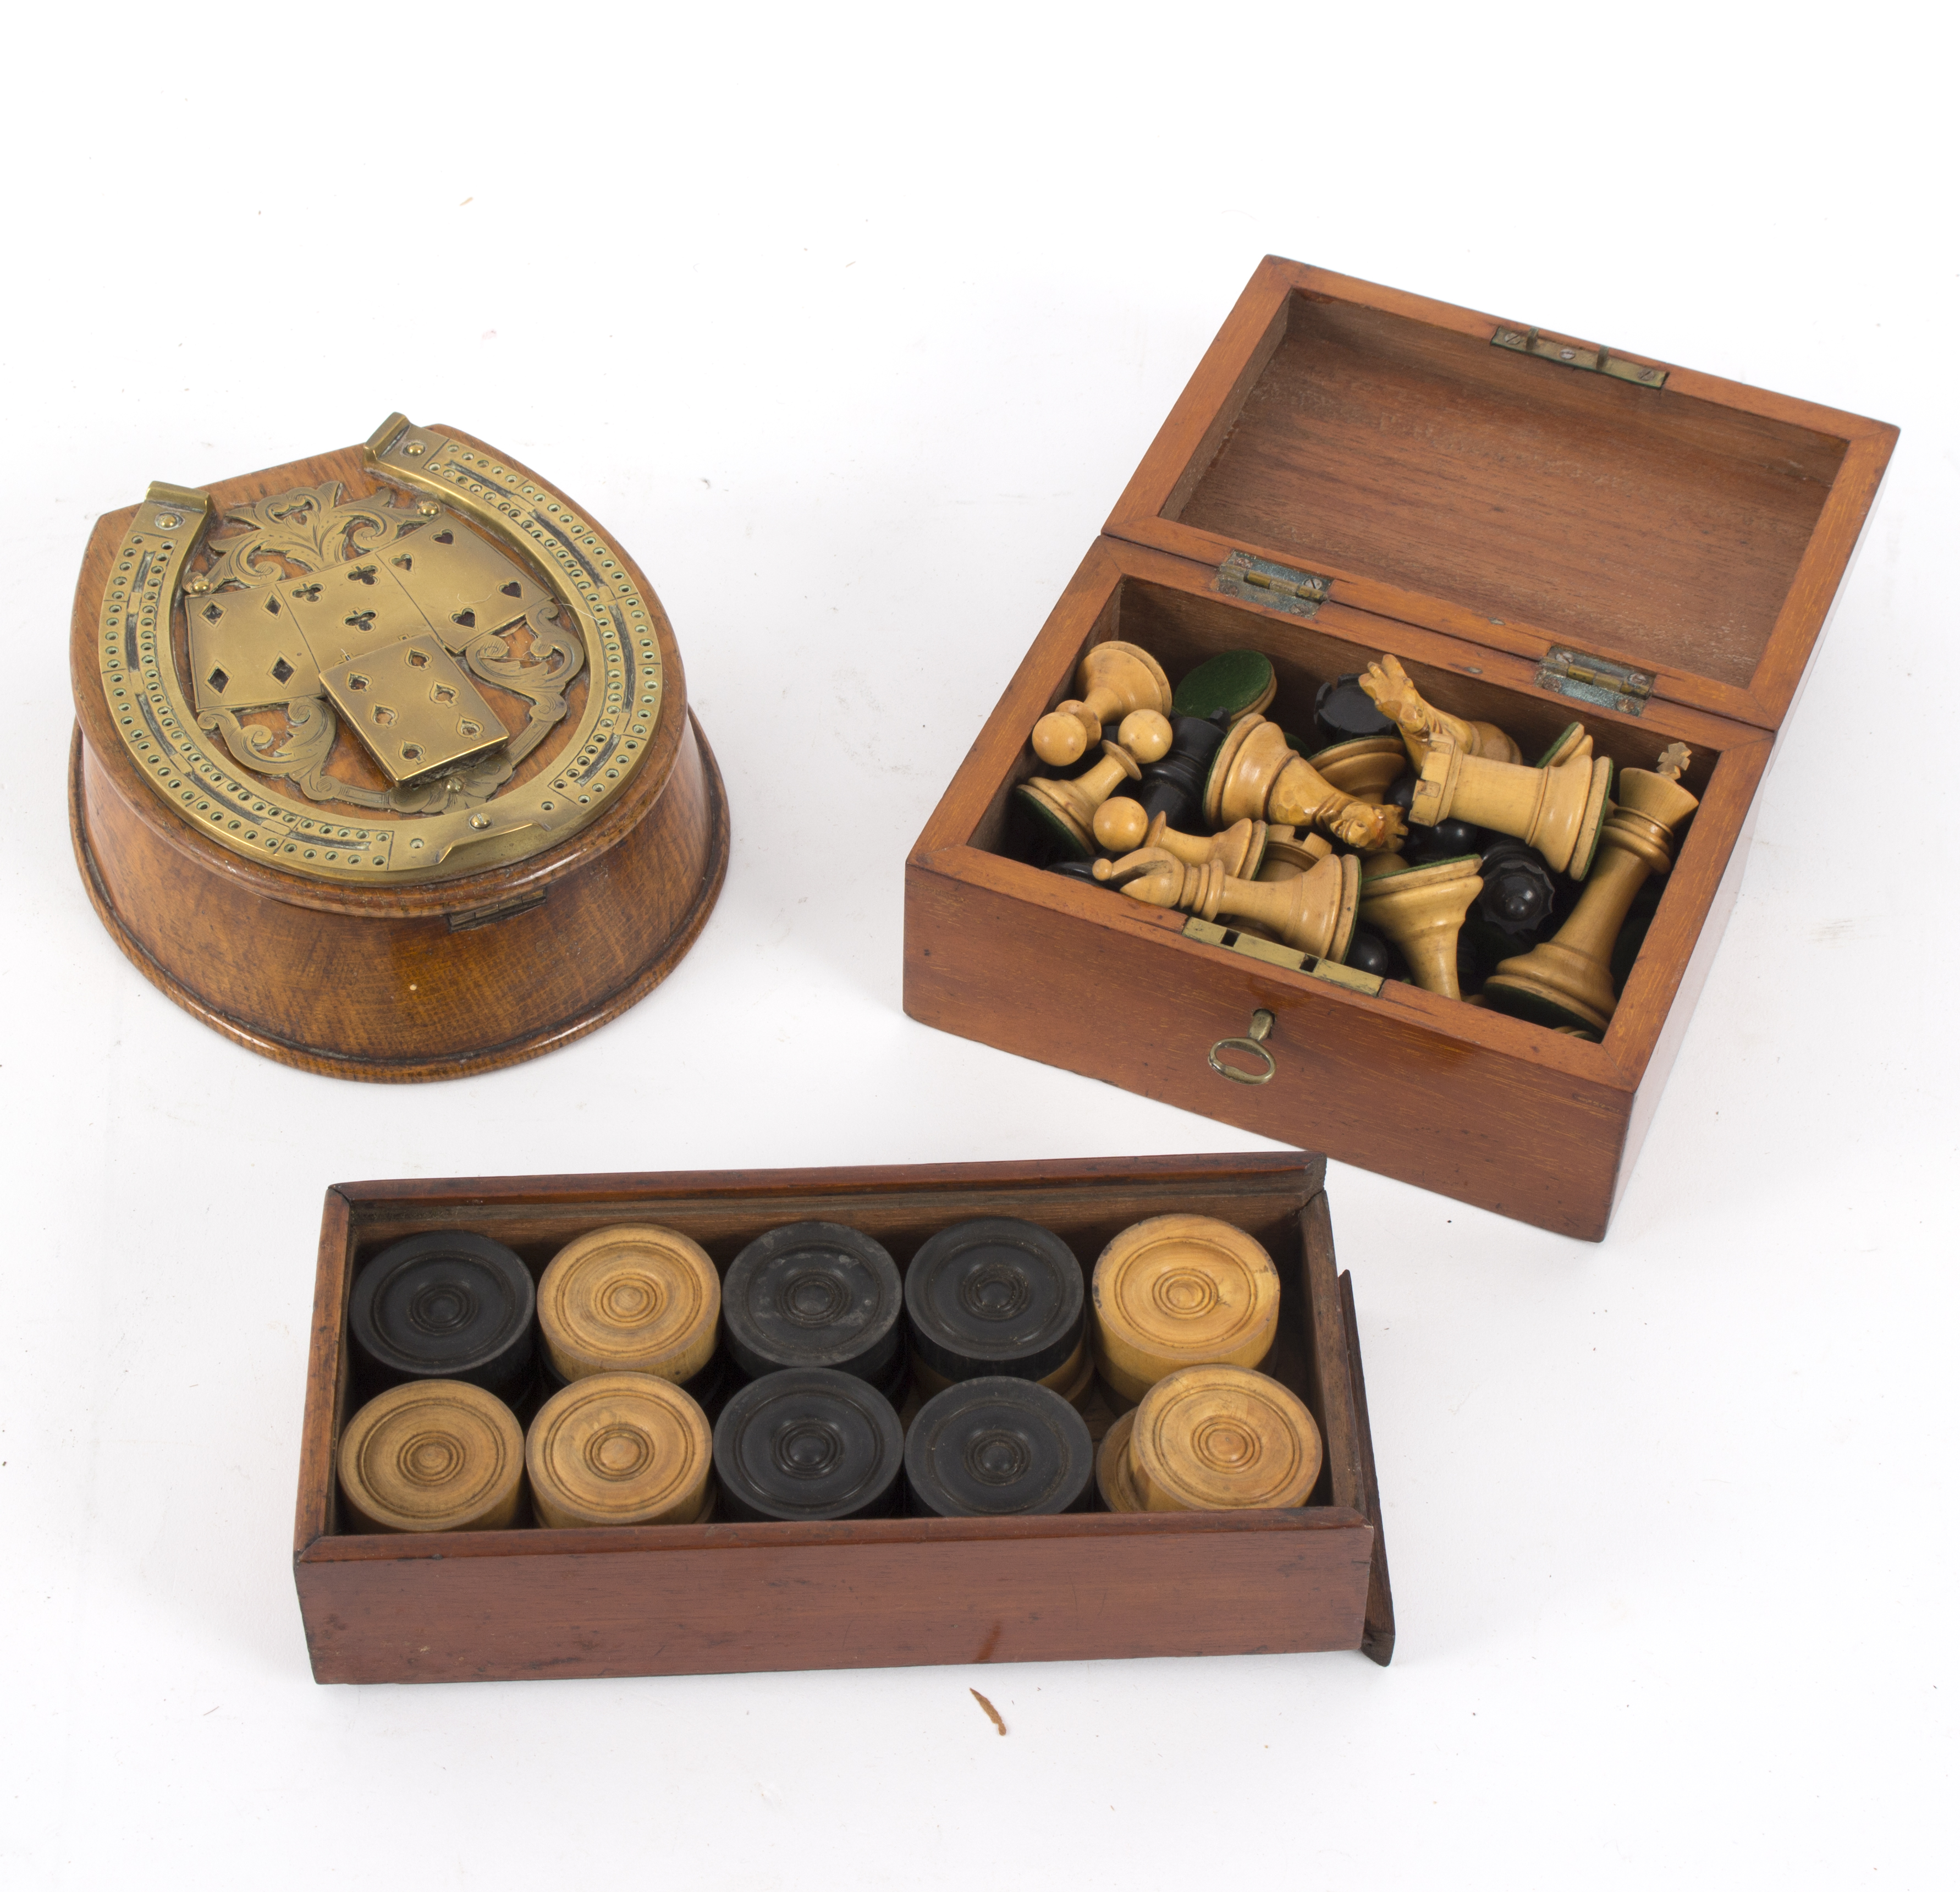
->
(904, 258, 1897, 1240)
(294, 1152, 1392, 1684)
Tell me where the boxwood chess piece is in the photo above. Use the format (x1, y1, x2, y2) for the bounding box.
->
(1357, 856, 1484, 999)
(1252, 825, 1334, 882)
(1357, 653, 1524, 767)
(1017, 710, 1174, 857)
(1202, 714, 1407, 852)
(1405, 724, 1612, 879)
(1308, 734, 1409, 806)
(1095, 844, 1359, 964)
(1030, 641, 1174, 766)
(1482, 743, 1699, 1034)
(1091, 799, 1268, 879)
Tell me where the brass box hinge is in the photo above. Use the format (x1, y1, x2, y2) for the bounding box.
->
(1215, 551, 1331, 617)
(1182, 917, 1385, 996)
(1490, 325, 1668, 389)
(1532, 646, 1655, 716)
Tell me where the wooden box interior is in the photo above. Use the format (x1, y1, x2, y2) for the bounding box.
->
(295, 1154, 1392, 1682)
(1106, 260, 1897, 730)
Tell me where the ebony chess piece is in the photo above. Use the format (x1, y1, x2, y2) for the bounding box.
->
(1483, 744, 1700, 1033)
(1406, 816, 1485, 865)
(1030, 641, 1173, 766)
(1313, 673, 1399, 749)
(1475, 839, 1559, 941)
(1097, 845, 1360, 963)
(1131, 713, 1227, 832)
(1344, 926, 1392, 979)
(1172, 651, 1276, 723)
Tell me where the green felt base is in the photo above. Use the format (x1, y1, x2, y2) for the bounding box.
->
(1172, 650, 1274, 721)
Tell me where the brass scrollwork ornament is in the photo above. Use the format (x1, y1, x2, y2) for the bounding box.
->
(93, 414, 656, 883)
(72, 415, 729, 1080)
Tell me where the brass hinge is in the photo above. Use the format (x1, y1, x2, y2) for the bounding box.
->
(1532, 646, 1655, 716)
(1215, 551, 1331, 617)
(1490, 325, 1668, 389)
(1182, 916, 1385, 995)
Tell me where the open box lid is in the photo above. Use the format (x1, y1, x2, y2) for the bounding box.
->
(1105, 258, 1897, 731)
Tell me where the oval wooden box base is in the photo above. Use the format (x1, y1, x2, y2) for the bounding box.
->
(69, 713, 730, 1082)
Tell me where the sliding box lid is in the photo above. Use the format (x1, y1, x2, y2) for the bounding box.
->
(1105, 258, 1896, 730)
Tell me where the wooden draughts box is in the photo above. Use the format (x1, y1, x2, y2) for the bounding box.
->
(904, 258, 1896, 1239)
(294, 1152, 1392, 1683)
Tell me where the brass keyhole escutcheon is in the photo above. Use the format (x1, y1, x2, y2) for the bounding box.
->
(1208, 1008, 1276, 1085)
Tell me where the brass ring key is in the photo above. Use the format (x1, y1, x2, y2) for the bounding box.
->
(1208, 1008, 1276, 1085)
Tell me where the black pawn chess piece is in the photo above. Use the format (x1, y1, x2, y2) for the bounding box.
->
(1344, 926, 1392, 979)
(1314, 673, 1399, 750)
(1133, 714, 1227, 831)
(1407, 816, 1485, 866)
(1475, 839, 1559, 941)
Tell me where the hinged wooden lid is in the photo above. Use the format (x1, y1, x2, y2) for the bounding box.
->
(1106, 258, 1897, 730)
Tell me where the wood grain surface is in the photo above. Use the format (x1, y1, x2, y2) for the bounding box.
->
(294, 1154, 1387, 1682)
(67, 431, 731, 1080)
(1104, 257, 1898, 730)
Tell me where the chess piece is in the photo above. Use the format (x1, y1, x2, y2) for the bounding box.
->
(537, 1224, 720, 1384)
(1133, 713, 1229, 831)
(1406, 725, 1613, 879)
(904, 1218, 1086, 1390)
(348, 1231, 536, 1402)
(1313, 672, 1400, 748)
(722, 1222, 905, 1389)
(1359, 850, 1409, 882)
(1128, 1365, 1322, 1512)
(905, 1378, 1095, 1517)
(1089, 1215, 1281, 1407)
(338, 1380, 526, 1534)
(1202, 714, 1407, 852)
(1092, 798, 1267, 879)
(713, 1367, 906, 1522)
(1357, 653, 1524, 767)
(526, 1372, 714, 1528)
(1030, 640, 1173, 765)
(1253, 824, 1333, 882)
(1172, 650, 1276, 723)
(1344, 926, 1392, 978)
(1358, 856, 1484, 1000)
(1406, 816, 1485, 865)
(1475, 839, 1559, 941)
(1097, 844, 1361, 965)
(1307, 735, 1408, 805)
(1017, 710, 1174, 858)
(1482, 743, 1700, 1034)
(1538, 722, 1595, 768)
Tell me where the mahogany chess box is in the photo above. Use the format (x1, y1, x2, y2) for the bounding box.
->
(294, 1152, 1392, 1683)
(904, 259, 1896, 1240)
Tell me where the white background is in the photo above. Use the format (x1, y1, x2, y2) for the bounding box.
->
(3, 3, 1953, 1885)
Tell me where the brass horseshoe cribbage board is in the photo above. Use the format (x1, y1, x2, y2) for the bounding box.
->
(69, 416, 730, 1080)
